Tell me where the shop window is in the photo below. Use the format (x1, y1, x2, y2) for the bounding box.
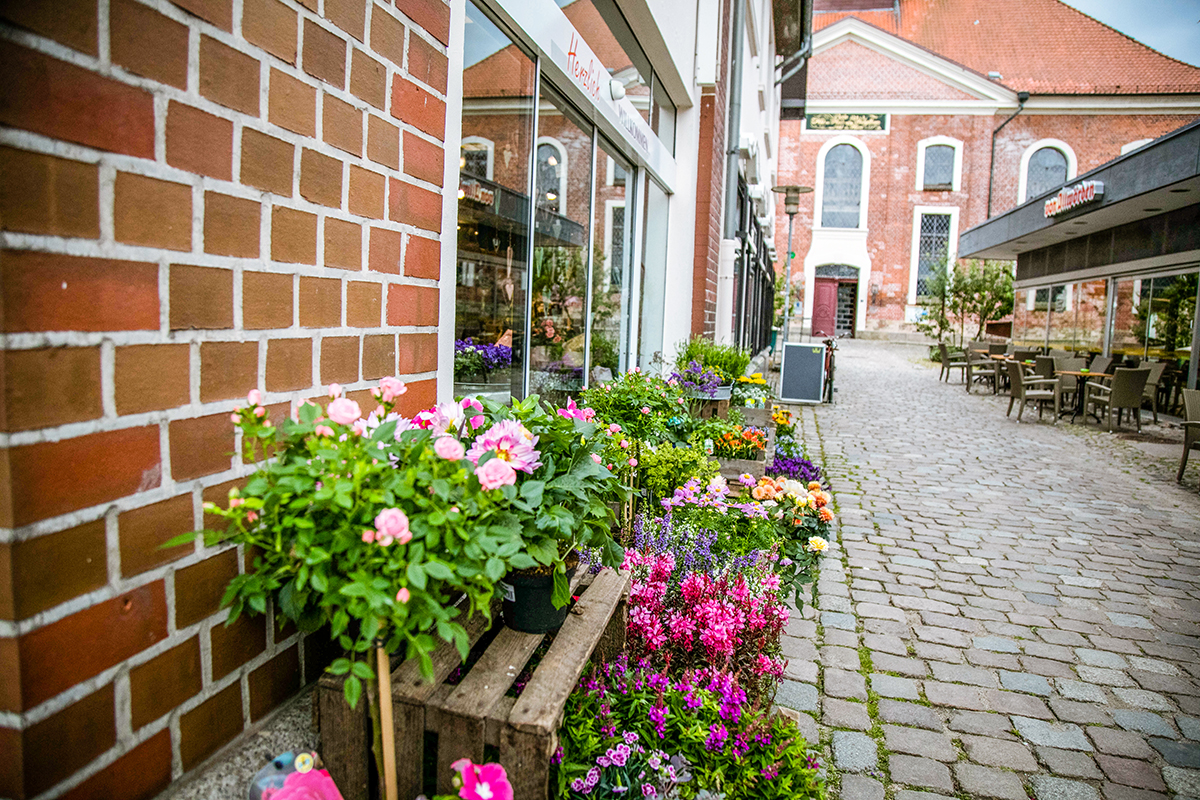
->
(910, 209, 957, 301)
(821, 143, 863, 228)
(922, 145, 955, 190)
(460, 137, 493, 179)
(1019, 140, 1076, 203)
(592, 141, 636, 380)
(1033, 285, 1067, 312)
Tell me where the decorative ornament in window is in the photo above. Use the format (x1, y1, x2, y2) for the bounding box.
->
(821, 144, 863, 228)
(536, 142, 563, 213)
(923, 144, 955, 191)
(1026, 147, 1068, 201)
(460, 140, 491, 179)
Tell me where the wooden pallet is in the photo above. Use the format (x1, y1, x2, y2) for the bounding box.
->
(318, 567, 630, 800)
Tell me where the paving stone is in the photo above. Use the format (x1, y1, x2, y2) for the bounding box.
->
(858, 601, 907, 621)
(1112, 688, 1174, 712)
(950, 710, 1018, 739)
(1150, 738, 1200, 768)
(826, 668, 868, 701)
(776, 679, 818, 712)
(822, 645, 862, 670)
(1014, 717, 1093, 751)
(1037, 747, 1103, 779)
(784, 659, 818, 683)
(877, 699, 945, 731)
(1059, 680, 1109, 703)
(924, 680, 987, 711)
(1162, 765, 1200, 796)
(863, 632, 908, 656)
(822, 611, 857, 631)
(960, 734, 1039, 770)
(1087, 726, 1157, 759)
(895, 793, 956, 800)
(974, 635, 1022, 653)
(871, 673, 921, 700)
(889, 755, 954, 793)
(823, 697, 872, 731)
(913, 625, 971, 648)
(1050, 698, 1112, 726)
(840, 774, 884, 800)
(914, 641, 965, 663)
(873, 652, 929, 677)
(930, 661, 998, 687)
(986, 689, 1054, 719)
(1099, 783, 1170, 800)
(833, 730, 878, 773)
(955, 763, 1030, 800)
(822, 594, 853, 613)
(1078, 666, 1136, 687)
(1096, 755, 1166, 791)
(1001, 670, 1053, 696)
(1030, 775, 1102, 800)
(1106, 613, 1152, 630)
(1112, 711, 1177, 739)
(824, 627, 859, 648)
(883, 724, 957, 762)
(1178, 715, 1200, 741)
(1129, 657, 1180, 676)
(1077, 648, 1129, 669)
(967, 648, 1022, 669)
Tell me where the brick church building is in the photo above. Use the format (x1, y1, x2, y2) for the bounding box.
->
(776, 0, 1200, 338)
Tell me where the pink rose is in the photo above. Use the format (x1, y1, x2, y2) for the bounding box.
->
(434, 436, 465, 461)
(476, 457, 517, 490)
(628, 458, 638, 467)
(374, 508, 411, 545)
(254, 405, 266, 417)
(620, 439, 630, 449)
(641, 406, 650, 414)
(396, 587, 410, 604)
(315, 425, 335, 437)
(362, 529, 375, 543)
(327, 383, 342, 398)
(379, 376, 407, 402)
(230, 412, 240, 423)
(247, 389, 262, 405)
(591, 453, 602, 463)
(327, 397, 361, 425)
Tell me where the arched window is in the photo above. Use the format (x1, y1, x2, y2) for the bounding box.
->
(1025, 147, 1068, 200)
(535, 139, 567, 214)
(822, 144, 863, 228)
(460, 136, 493, 179)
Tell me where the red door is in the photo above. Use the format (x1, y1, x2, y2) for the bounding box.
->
(812, 278, 838, 336)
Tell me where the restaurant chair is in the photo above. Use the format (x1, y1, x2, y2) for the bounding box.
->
(1013, 349, 1040, 362)
(1088, 356, 1113, 376)
(1049, 349, 1071, 360)
(938, 342, 968, 383)
(1083, 367, 1151, 432)
(988, 343, 1007, 355)
(1141, 362, 1167, 424)
(1176, 389, 1200, 490)
(966, 351, 997, 394)
(1006, 361, 1060, 423)
(1034, 356, 1056, 380)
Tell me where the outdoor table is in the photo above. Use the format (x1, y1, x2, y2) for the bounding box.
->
(1056, 370, 1110, 423)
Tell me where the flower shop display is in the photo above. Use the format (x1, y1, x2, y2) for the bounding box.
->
(636, 444, 720, 503)
(731, 373, 771, 408)
(768, 436, 821, 483)
(674, 337, 752, 390)
(555, 655, 826, 799)
(454, 338, 514, 382)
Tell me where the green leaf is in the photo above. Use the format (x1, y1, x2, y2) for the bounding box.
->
(350, 661, 375, 681)
(159, 530, 199, 549)
(406, 562, 427, 590)
(519, 480, 545, 506)
(423, 561, 453, 580)
(343, 675, 363, 709)
(508, 553, 537, 570)
(329, 658, 351, 676)
(551, 568, 571, 609)
(248, 595, 267, 614)
(310, 571, 328, 593)
(484, 557, 505, 582)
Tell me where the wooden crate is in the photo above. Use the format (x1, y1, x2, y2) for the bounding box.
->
(318, 568, 630, 800)
(716, 425, 776, 480)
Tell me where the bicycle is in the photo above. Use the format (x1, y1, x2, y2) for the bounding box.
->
(822, 333, 847, 403)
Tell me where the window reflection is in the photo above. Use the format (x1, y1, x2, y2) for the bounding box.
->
(455, 1, 536, 402)
(591, 142, 636, 380)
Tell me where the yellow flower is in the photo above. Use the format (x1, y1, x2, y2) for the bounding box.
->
(805, 536, 829, 553)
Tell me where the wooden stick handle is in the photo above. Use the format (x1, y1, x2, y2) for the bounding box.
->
(377, 644, 398, 800)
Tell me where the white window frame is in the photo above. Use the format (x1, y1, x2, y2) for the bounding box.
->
(535, 136, 568, 211)
(813, 135, 871, 231)
(602, 200, 626, 293)
(1018, 139, 1077, 204)
(460, 136, 494, 180)
(915, 136, 963, 192)
(1121, 139, 1153, 155)
(907, 205, 960, 305)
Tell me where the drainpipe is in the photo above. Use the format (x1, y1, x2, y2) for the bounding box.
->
(724, 0, 745, 241)
(986, 91, 1029, 218)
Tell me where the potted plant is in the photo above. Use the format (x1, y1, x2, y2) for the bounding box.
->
(454, 338, 514, 392)
(690, 416, 770, 479)
(464, 394, 629, 632)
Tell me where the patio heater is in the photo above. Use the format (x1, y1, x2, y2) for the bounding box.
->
(771, 185, 812, 349)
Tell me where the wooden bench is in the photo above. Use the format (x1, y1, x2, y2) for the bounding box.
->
(318, 567, 630, 800)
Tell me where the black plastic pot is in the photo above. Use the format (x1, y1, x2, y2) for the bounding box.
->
(500, 564, 578, 633)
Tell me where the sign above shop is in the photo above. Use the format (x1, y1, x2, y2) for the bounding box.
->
(806, 113, 887, 131)
(1044, 180, 1105, 218)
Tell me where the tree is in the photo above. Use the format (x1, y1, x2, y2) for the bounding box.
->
(914, 257, 959, 345)
(956, 259, 1014, 341)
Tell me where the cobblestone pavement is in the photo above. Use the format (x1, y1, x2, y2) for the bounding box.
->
(774, 340, 1200, 800)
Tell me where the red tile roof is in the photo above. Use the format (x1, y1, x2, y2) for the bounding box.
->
(814, 0, 1200, 95)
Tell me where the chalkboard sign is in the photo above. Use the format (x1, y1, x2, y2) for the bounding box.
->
(779, 343, 826, 404)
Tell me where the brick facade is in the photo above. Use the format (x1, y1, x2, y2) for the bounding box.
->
(0, 0, 451, 796)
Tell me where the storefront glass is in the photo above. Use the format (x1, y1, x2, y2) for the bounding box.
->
(638, 175, 670, 367)
(590, 140, 636, 380)
(1110, 277, 1141, 359)
(1136, 272, 1198, 360)
(455, 1, 537, 402)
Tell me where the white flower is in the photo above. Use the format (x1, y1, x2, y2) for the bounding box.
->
(805, 536, 829, 553)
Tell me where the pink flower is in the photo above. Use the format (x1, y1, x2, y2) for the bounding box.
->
(608, 423, 622, 434)
(629, 458, 638, 466)
(230, 412, 240, 423)
(314, 425, 335, 437)
(451, 759, 513, 800)
(327, 383, 342, 398)
(247, 389, 262, 405)
(641, 406, 650, 414)
(466, 420, 542, 472)
(267, 767, 342, 800)
(327, 397, 361, 425)
(557, 397, 597, 422)
(620, 439, 630, 449)
(476, 457, 517, 490)
(379, 376, 407, 402)
(374, 508, 412, 545)
(246, 510, 259, 523)
(396, 587, 410, 604)
(362, 529, 375, 543)
(591, 453, 602, 463)
(351, 419, 368, 436)
(435, 436, 465, 461)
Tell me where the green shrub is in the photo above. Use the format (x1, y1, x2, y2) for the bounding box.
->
(639, 444, 719, 501)
(675, 337, 752, 383)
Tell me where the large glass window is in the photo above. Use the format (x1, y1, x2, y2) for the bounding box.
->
(1025, 147, 1068, 200)
(915, 213, 951, 299)
(592, 141, 636, 380)
(528, 89, 593, 404)
(821, 144, 862, 228)
(923, 145, 954, 190)
(639, 175, 669, 367)
(454, 1, 536, 402)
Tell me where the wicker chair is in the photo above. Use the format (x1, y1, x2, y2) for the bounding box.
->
(1006, 361, 1060, 422)
(966, 351, 997, 394)
(1088, 356, 1113, 376)
(1177, 389, 1200, 490)
(1084, 367, 1151, 432)
(938, 342, 968, 383)
(1141, 362, 1167, 424)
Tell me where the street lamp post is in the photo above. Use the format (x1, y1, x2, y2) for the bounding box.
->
(771, 185, 812, 350)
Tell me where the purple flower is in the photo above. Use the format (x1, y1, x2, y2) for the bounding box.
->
(623, 731, 639, 745)
(705, 722, 729, 752)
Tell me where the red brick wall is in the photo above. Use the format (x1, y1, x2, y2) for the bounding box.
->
(0, 0, 451, 796)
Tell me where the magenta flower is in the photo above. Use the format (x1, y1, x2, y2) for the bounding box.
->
(268, 768, 342, 800)
(450, 759, 513, 800)
(557, 397, 597, 422)
(466, 419, 542, 472)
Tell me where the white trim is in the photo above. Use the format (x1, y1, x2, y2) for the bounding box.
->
(907, 205, 960, 305)
(813, 135, 870, 231)
(915, 136, 963, 192)
(1017, 139, 1078, 204)
(460, 136, 494, 180)
(602, 199, 625, 293)
(1120, 138, 1153, 155)
(535, 136, 568, 213)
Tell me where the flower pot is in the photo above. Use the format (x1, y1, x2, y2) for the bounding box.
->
(500, 555, 579, 633)
(739, 407, 773, 429)
(710, 383, 733, 401)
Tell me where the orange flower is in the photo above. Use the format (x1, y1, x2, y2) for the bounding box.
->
(812, 492, 827, 508)
(819, 507, 834, 522)
(807, 481, 822, 492)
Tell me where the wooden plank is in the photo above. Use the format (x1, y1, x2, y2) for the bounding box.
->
(507, 568, 628, 735)
(485, 695, 517, 746)
(392, 699, 426, 800)
(318, 673, 371, 800)
(500, 724, 554, 800)
(594, 582, 628, 664)
(391, 600, 497, 704)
